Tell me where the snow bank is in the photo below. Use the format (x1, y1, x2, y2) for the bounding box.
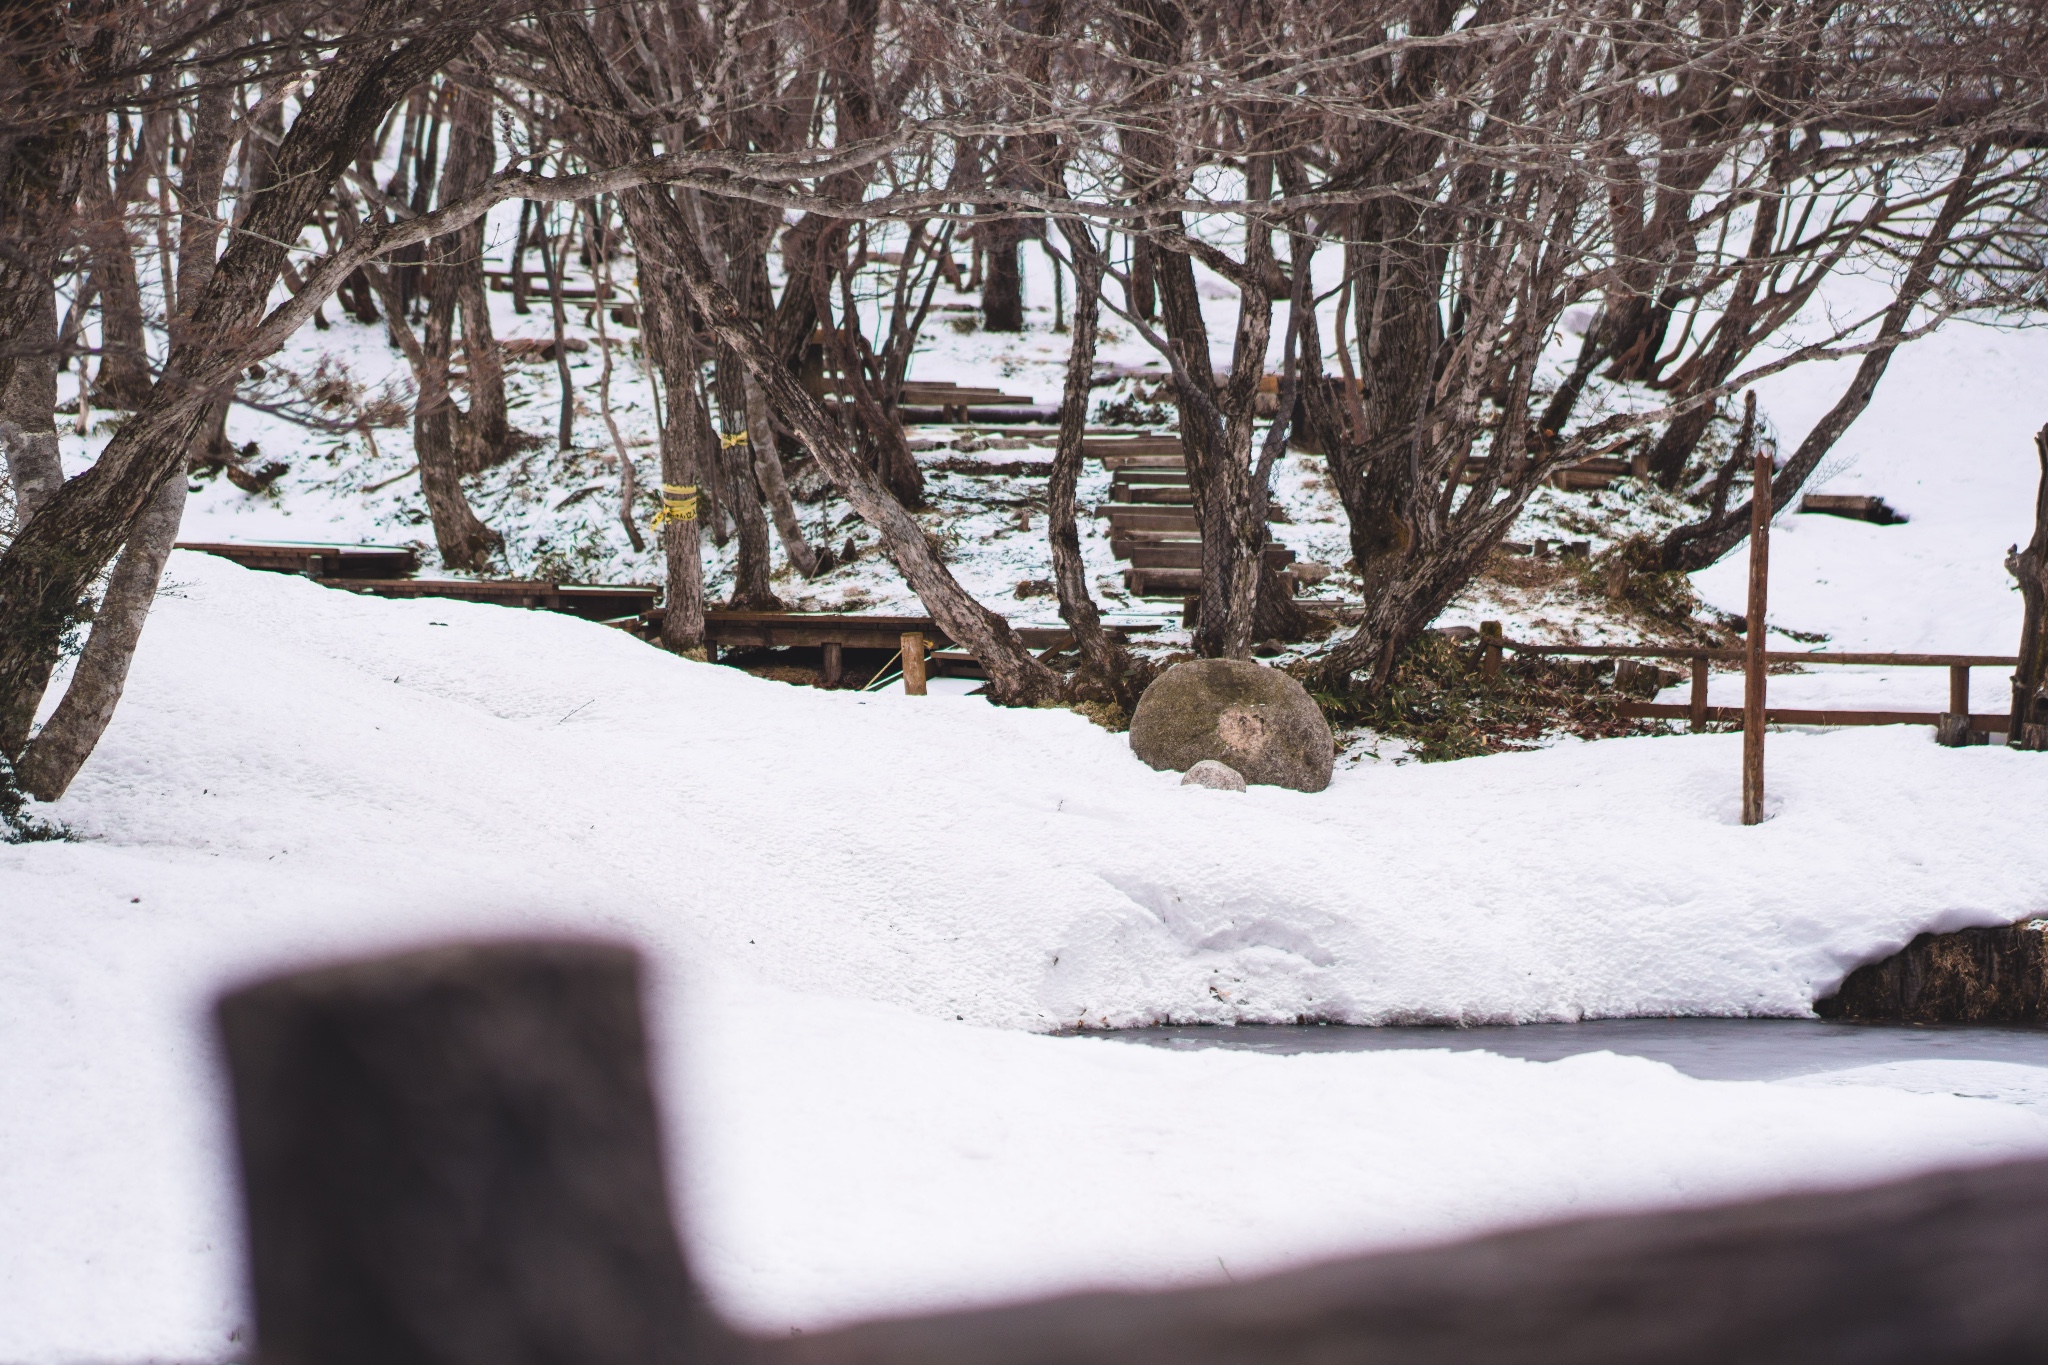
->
(8, 554, 2048, 1360)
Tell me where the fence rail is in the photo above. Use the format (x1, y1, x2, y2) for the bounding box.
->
(1497, 636, 2017, 740)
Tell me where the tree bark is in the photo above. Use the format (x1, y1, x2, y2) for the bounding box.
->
(741, 374, 821, 579)
(1048, 220, 1137, 704)
(644, 300, 706, 655)
(15, 467, 183, 799)
(980, 216, 1024, 332)
(2008, 426, 2048, 748)
(82, 119, 155, 408)
(2, 277, 64, 531)
(711, 352, 780, 609)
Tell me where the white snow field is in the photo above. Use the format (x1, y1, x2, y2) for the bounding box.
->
(8, 548, 2048, 1361)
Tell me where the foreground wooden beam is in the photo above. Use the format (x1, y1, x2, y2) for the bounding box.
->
(218, 942, 2048, 1365)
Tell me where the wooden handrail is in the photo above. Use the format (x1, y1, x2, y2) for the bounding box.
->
(1507, 642, 2016, 668)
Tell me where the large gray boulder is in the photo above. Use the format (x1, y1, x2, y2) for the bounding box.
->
(1130, 659, 1334, 792)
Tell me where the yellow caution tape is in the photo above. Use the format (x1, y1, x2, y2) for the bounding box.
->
(719, 430, 750, 448)
(652, 484, 699, 526)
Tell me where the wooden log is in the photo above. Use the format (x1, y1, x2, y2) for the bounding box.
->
(1743, 446, 1771, 826)
(215, 941, 723, 1365)
(1480, 620, 1503, 682)
(1689, 656, 1709, 733)
(901, 632, 928, 695)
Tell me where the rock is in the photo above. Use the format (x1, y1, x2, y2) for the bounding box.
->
(1815, 919, 2048, 1023)
(1180, 760, 1246, 792)
(1129, 659, 1334, 792)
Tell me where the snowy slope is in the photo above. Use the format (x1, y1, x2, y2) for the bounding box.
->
(7, 553, 2048, 1360)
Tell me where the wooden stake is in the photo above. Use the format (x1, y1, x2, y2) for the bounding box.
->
(821, 641, 843, 689)
(1742, 444, 1771, 825)
(901, 632, 928, 696)
(1480, 620, 1503, 682)
(1689, 655, 1709, 733)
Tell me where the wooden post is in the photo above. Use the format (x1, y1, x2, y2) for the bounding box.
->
(821, 641, 844, 689)
(1742, 444, 1771, 825)
(1937, 663, 1973, 747)
(215, 942, 725, 1365)
(900, 632, 929, 696)
(1689, 655, 1709, 733)
(1480, 620, 1503, 682)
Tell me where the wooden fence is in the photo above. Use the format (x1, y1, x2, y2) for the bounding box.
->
(217, 940, 2048, 1365)
(1501, 638, 2016, 743)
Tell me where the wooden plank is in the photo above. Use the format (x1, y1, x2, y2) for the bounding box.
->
(1098, 454, 1187, 471)
(1127, 545, 1295, 571)
(1101, 506, 1200, 531)
(1084, 436, 1184, 458)
(1510, 643, 2019, 667)
(178, 541, 420, 579)
(1113, 485, 1195, 505)
(1619, 702, 2012, 731)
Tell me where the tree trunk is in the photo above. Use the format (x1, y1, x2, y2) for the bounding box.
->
(79, 118, 155, 409)
(360, 262, 501, 572)
(741, 372, 821, 578)
(1048, 221, 1137, 705)
(643, 300, 705, 656)
(2008, 426, 2048, 748)
(981, 217, 1024, 332)
(2, 276, 64, 531)
(15, 468, 184, 800)
(1152, 239, 1268, 659)
(711, 352, 780, 608)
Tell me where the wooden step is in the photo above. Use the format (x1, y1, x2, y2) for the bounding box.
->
(1112, 469, 1190, 486)
(179, 541, 420, 580)
(336, 578, 657, 622)
(1099, 453, 1187, 472)
(1126, 544, 1295, 571)
(1102, 506, 1199, 531)
(1083, 436, 1183, 458)
(1109, 483, 1193, 505)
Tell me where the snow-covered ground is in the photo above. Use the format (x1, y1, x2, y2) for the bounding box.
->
(7, 545, 2048, 1361)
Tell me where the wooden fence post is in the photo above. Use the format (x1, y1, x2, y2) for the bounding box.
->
(1743, 444, 1771, 825)
(1938, 664, 1971, 747)
(901, 632, 929, 696)
(821, 641, 844, 689)
(1480, 620, 1503, 682)
(1689, 656, 1709, 733)
(215, 941, 725, 1365)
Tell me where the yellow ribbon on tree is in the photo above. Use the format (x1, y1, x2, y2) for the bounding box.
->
(652, 484, 699, 527)
(719, 430, 750, 448)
